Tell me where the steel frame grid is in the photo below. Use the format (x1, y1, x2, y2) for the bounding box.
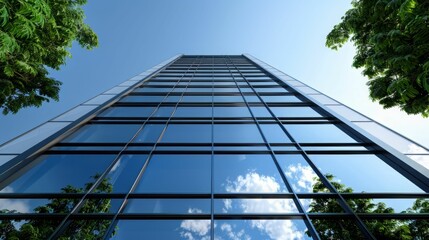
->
(0, 55, 427, 240)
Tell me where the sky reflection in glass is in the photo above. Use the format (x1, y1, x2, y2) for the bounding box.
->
(1, 154, 115, 193)
(309, 154, 423, 193)
(135, 155, 211, 193)
(214, 154, 288, 193)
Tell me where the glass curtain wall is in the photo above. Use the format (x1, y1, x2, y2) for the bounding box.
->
(0, 55, 428, 239)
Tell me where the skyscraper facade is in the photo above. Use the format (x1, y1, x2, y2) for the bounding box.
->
(0, 55, 428, 239)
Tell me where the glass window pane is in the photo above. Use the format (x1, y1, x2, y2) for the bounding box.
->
(214, 124, 263, 143)
(271, 107, 322, 118)
(161, 124, 211, 143)
(250, 106, 272, 117)
(181, 96, 212, 102)
(284, 124, 358, 143)
(111, 220, 211, 240)
(174, 107, 212, 118)
(214, 107, 251, 118)
(133, 124, 165, 143)
(215, 199, 298, 213)
(261, 95, 302, 103)
(101, 154, 148, 193)
(213, 87, 238, 92)
(277, 154, 326, 193)
(300, 198, 344, 213)
(255, 87, 288, 93)
(215, 220, 310, 240)
(152, 107, 175, 117)
(63, 124, 140, 143)
(98, 107, 156, 118)
(260, 124, 292, 143)
(213, 96, 244, 102)
(214, 155, 288, 193)
(312, 219, 366, 239)
(309, 154, 423, 193)
(134, 87, 173, 93)
(135, 155, 211, 193)
(125, 199, 210, 214)
(1, 154, 115, 193)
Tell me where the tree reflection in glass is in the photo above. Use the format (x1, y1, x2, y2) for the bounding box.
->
(308, 174, 429, 239)
(0, 175, 116, 239)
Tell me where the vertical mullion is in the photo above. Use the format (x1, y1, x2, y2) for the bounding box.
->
(210, 56, 215, 240)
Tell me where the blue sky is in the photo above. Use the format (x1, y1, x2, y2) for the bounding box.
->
(1, 0, 428, 148)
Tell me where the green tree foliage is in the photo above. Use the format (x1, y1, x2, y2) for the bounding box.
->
(326, 0, 429, 116)
(0, 0, 97, 114)
(308, 174, 429, 239)
(0, 175, 114, 239)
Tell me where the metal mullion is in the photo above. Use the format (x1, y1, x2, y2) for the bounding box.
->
(210, 56, 215, 240)
(49, 57, 200, 239)
(226, 56, 321, 240)
(100, 57, 204, 239)
(234, 57, 377, 239)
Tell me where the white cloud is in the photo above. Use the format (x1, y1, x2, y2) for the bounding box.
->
(110, 158, 122, 172)
(180, 217, 210, 240)
(250, 220, 304, 240)
(225, 171, 282, 193)
(0, 186, 30, 213)
(284, 163, 317, 192)
(220, 223, 250, 240)
(221, 171, 306, 240)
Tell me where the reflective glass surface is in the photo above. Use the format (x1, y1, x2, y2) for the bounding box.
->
(136, 155, 211, 193)
(260, 124, 292, 143)
(111, 220, 211, 240)
(214, 124, 263, 143)
(276, 154, 326, 193)
(98, 106, 156, 118)
(1, 154, 115, 193)
(215, 220, 310, 240)
(214, 199, 298, 213)
(161, 124, 211, 143)
(133, 124, 165, 143)
(214, 107, 251, 118)
(309, 154, 423, 193)
(271, 106, 322, 118)
(63, 124, 140, 143)
(214, 155, 288, 193)
(174, 107, 212, 118)
(101, 155, 148, 193)
(125, 199, 210, 214)
(284, 124, 358, 143)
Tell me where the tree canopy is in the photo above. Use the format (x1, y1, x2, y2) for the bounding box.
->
(326, 0, 429, 116)
(0, 0, 97, 114)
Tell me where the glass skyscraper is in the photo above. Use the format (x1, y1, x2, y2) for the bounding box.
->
(0, 55, 428, 239)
